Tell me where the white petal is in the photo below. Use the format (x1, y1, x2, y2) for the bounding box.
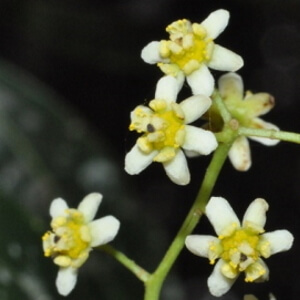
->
(183, 125, 217, 155)
(218, 72, 244, 100)
(141, 41, 163, 64)
(249, 118, 280, 146)
(125, 144, 157, 175)
(163, 149, 190, 185)
(176, 71, 185, 92)
(155, 75, 179, 103)
(242, 198, 269, 231)
(78, 193, 102, 223)
(180, 95, 211, 124)
(208, 44, 244, 72)
(261, 230, 294, 255)
(185, 235, 219, 258)
(186, 65, 214, 96)
(229, 136, 251, 171)
(184, 149, 201, 158)
(206, 197, 240, 236)
(201, 9, 230, 39)
(56, 267, 78, 296)
(207, 259, 236, 297)
(89, 216, 120, 247)
(50, 198, 68, 218)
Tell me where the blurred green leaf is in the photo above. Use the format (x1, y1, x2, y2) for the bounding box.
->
(0, 58, 171, 299)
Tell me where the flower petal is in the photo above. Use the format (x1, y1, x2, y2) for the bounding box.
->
(163, 149, 190, 185)
(89, 216, 120, 247)
(229, 136, 251, 171)
(56, 267, 78, 296)
(184, 149, 201, 158)
(183, 125, 218, 155)
(242, 198, 269, 232)
(206, 197, 240, 236)
(155, 75, 179, 103)
(207, 259, 237, 297)
(249, 118, 280, 146)
(261, 230, 294, 255)
(186, 65, 214, 96)
(125, 144, 157, 175)
(201, 9, 230, 39)
(243, 92, 275, 117)
(141, 41, 163, 64)
(78, 193, 102, 223)
(218, 72, 244, 100)
(208, 44, 244, 72)
(180, 95, 211, 124)
(185, 235, 219, 258)
(50, 198, 68, 218)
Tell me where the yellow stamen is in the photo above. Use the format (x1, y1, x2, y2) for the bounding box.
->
(42, 209, 91, 268)
(159, 19, 214, 75)
(130, 100, 186, 162)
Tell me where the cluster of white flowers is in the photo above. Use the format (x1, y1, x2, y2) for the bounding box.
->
(125, 8, 280, 183)
(125, 9, 245, 184)
(42, 8, 294, 299)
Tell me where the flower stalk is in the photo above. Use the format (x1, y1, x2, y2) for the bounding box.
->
(99, 244, 150, 282)
(239, 127, 300, 144)
(144, 140, 234, 300)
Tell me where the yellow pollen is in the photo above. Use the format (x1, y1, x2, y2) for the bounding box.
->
(153, 110, 184, 149)
(168, 38, 211, 73)
(160, 20, 214, 75)
(42, 209, 91, 264)
(130, 101, 186, 157)
(220, 228, 260, 265)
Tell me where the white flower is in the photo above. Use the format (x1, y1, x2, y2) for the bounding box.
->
(42, 193, 120, 296)
(185, 197, 293, 297)
(206, 72, 280, 171)
(141, 9, 244, 96)
(125, 75, 218, 185)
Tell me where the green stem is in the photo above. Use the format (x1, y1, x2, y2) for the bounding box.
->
(99, 244, 150, 282)
(239, 127, 300, 144)
(212, 91, 232, 123)
(144, 141, 233, 300)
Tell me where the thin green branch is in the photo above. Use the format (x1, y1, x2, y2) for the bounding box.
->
(212, 91, 232, 123)
(98, 244, 150, 283)
(239, 127, 300, 144)
(144, 141, 233, 300)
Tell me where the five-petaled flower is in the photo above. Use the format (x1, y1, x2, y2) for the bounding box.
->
(206, 72, 280, 171)
(185, 197, 293, 297)
(141, 9, 243, 96)
(42, 193, 120, 296)
(125, 75, 218, 185)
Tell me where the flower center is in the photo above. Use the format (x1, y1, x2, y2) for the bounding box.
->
(159, 19, 214, 75)
(129, 99, 185, 162)
(42, 209, 91, 268)
(220, 228, 259, 264)
(213, 226, 270, 282)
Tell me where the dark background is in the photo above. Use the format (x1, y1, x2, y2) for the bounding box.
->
(0, 0, 299, 299)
